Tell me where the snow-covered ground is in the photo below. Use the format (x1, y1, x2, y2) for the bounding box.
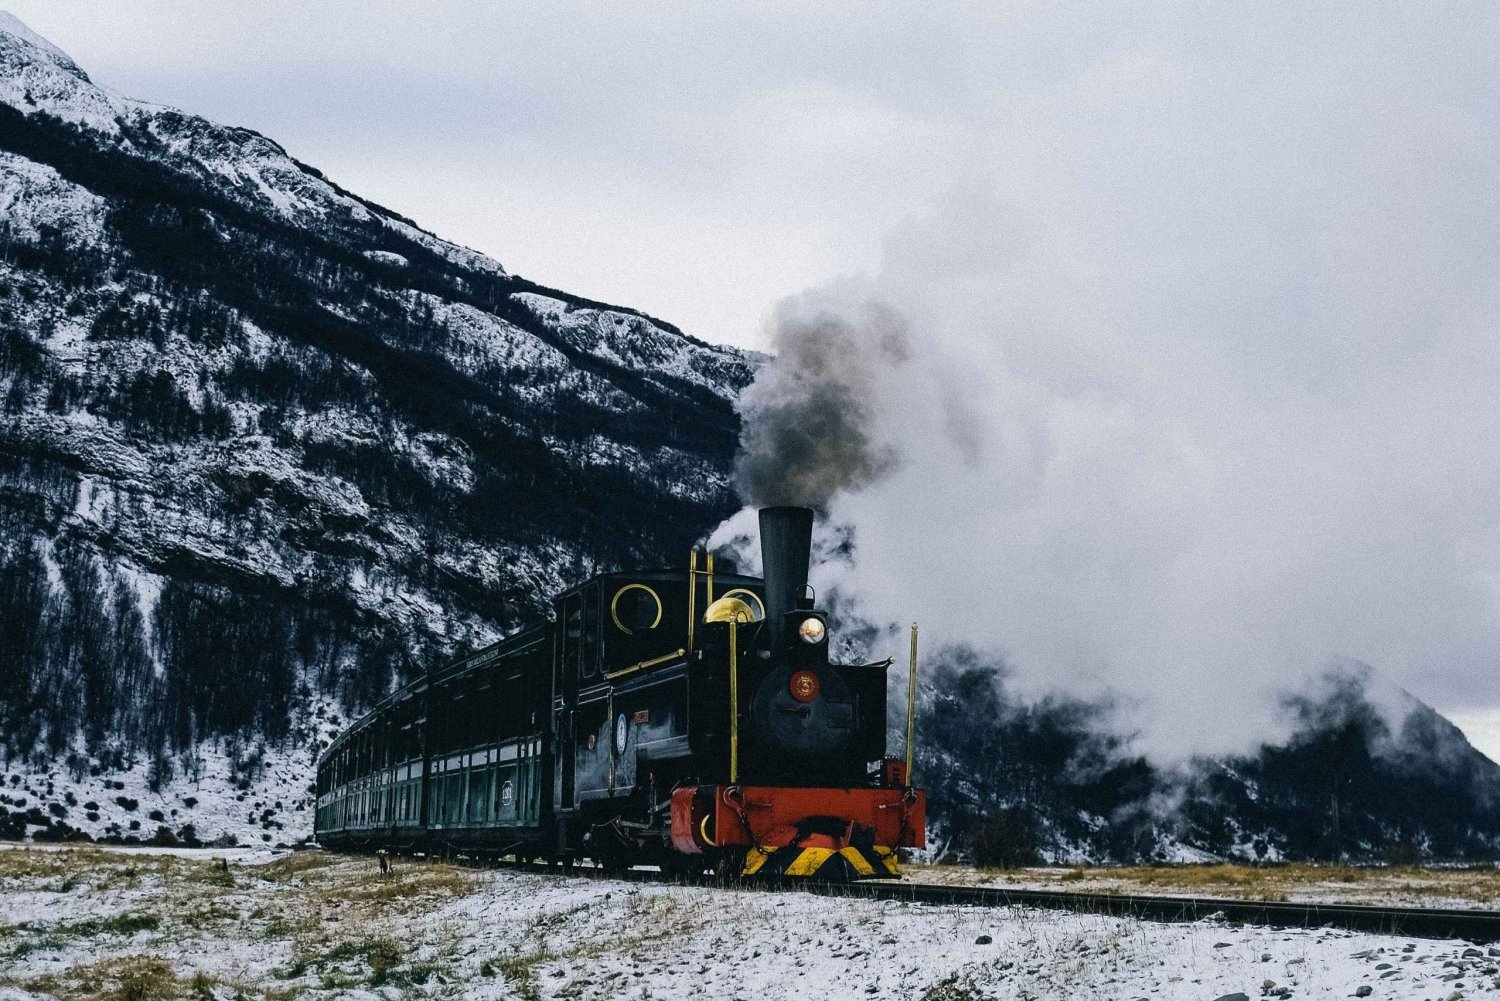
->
(1, 846, 1496, 1000)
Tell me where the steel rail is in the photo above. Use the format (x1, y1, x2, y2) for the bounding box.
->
(831, 879, 1500, 942)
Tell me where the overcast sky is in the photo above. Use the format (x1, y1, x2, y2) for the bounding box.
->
(10, 2, 1500, 756)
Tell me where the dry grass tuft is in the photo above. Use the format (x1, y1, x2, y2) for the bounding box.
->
(333, 862, 478, 906)
(25, 953, 182, 1001)
(957, 861, 1500, 904)
(259, 851, 340, 883)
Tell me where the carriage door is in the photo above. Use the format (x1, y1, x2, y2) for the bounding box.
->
(558, 592, 583, 809)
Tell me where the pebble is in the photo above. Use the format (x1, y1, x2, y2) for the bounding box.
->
(974, 935, 992, 945)
(1210, 994, 1249, 1001)
(1353, 988, 1372, 998)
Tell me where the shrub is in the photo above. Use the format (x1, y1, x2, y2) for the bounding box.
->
(1385, 839, 1425, 867)
(111, 955, 178, 1001)
(366, 938, 402, 985)
(971, 807, 1044, 869)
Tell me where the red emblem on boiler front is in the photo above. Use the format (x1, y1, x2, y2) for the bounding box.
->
(788, 670, 820, 703)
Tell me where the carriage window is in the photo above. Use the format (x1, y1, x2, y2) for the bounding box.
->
(561, 592, 583, 683)
(581, 587, 601, 678)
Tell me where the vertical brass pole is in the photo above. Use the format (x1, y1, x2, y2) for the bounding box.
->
(905, 622, 918, 785)
(729, 615, 740, 784)
(706, 551, 715, 608)
(686, 549, 698, 653)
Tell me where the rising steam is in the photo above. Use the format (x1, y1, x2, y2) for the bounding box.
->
(712, 5, 1498, 764)
(714, 175, 1500, 762)
(733, 293, 908, 508)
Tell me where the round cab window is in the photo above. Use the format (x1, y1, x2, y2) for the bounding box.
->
(611, 584, 663, 633)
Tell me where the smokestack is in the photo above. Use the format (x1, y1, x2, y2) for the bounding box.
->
(759, 506, 814, 650)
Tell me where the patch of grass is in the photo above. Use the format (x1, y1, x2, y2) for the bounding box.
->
(26, 954, 183, 1001)
(398, 961, 442, 987)
(111, 956, 179, 1001)
(493, 948, 549, 1001)
(286, 934, 432, 989)
(180, 901, 240, 928)
(65, 912, 161, 937)
(0, 846, 92, 880)
(920, 973, 990, 1001)
(260, 852, 338, 883)
(334, 863, 477, 905)
(364, 938, 402, 986)
(186, 861, 236, 890)
(186, 970, 217, 1001)
(967, 861, 1500, 904)
(6, 934, 68, 959)
(99, 864, 145, 890)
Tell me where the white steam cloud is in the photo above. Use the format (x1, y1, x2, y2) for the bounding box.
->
(712, 38, 1500, 759)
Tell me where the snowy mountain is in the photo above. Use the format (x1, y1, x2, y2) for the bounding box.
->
(918, 654, 1500, 864)
(0, 14, 754, 844)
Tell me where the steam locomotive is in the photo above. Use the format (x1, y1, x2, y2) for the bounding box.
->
(314, 506, 925, 879)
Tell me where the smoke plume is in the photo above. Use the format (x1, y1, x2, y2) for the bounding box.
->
(715, 181, 1500, 761)
(712, 7, 1498, 763)
(733, 293, 908, 508)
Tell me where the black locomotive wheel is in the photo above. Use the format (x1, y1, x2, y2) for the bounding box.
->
(660, 851, 704, 881)
(597, 849, 631, 875)
(714, 849, 748, 883)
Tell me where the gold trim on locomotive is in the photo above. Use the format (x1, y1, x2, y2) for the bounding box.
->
(610, 582, 663, 633)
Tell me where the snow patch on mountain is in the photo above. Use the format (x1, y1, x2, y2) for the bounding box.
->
(0, 13, 504, 277)
(0, 152, 109, 245)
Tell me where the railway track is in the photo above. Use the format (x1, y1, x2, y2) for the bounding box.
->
(835, 880, 1500, 943)
(459, 855, 1500, 943)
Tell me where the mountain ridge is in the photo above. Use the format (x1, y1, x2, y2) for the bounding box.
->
(0, 12, 755, 845)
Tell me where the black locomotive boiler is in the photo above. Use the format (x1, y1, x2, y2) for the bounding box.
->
(315, 506, 926, 879)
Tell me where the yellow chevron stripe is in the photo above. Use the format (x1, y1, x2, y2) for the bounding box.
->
(837, 846, 876, 877)
(871, 846, 900, 876)
(741, 847, 775, 876)
(784, 846, 835, 877)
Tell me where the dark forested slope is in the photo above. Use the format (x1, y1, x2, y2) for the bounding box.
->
(0, 16, 753, 841)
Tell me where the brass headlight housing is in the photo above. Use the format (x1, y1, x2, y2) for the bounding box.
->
(797, 617, 827, 644)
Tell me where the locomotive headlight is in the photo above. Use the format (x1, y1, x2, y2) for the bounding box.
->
(797, 616, 827, 644)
